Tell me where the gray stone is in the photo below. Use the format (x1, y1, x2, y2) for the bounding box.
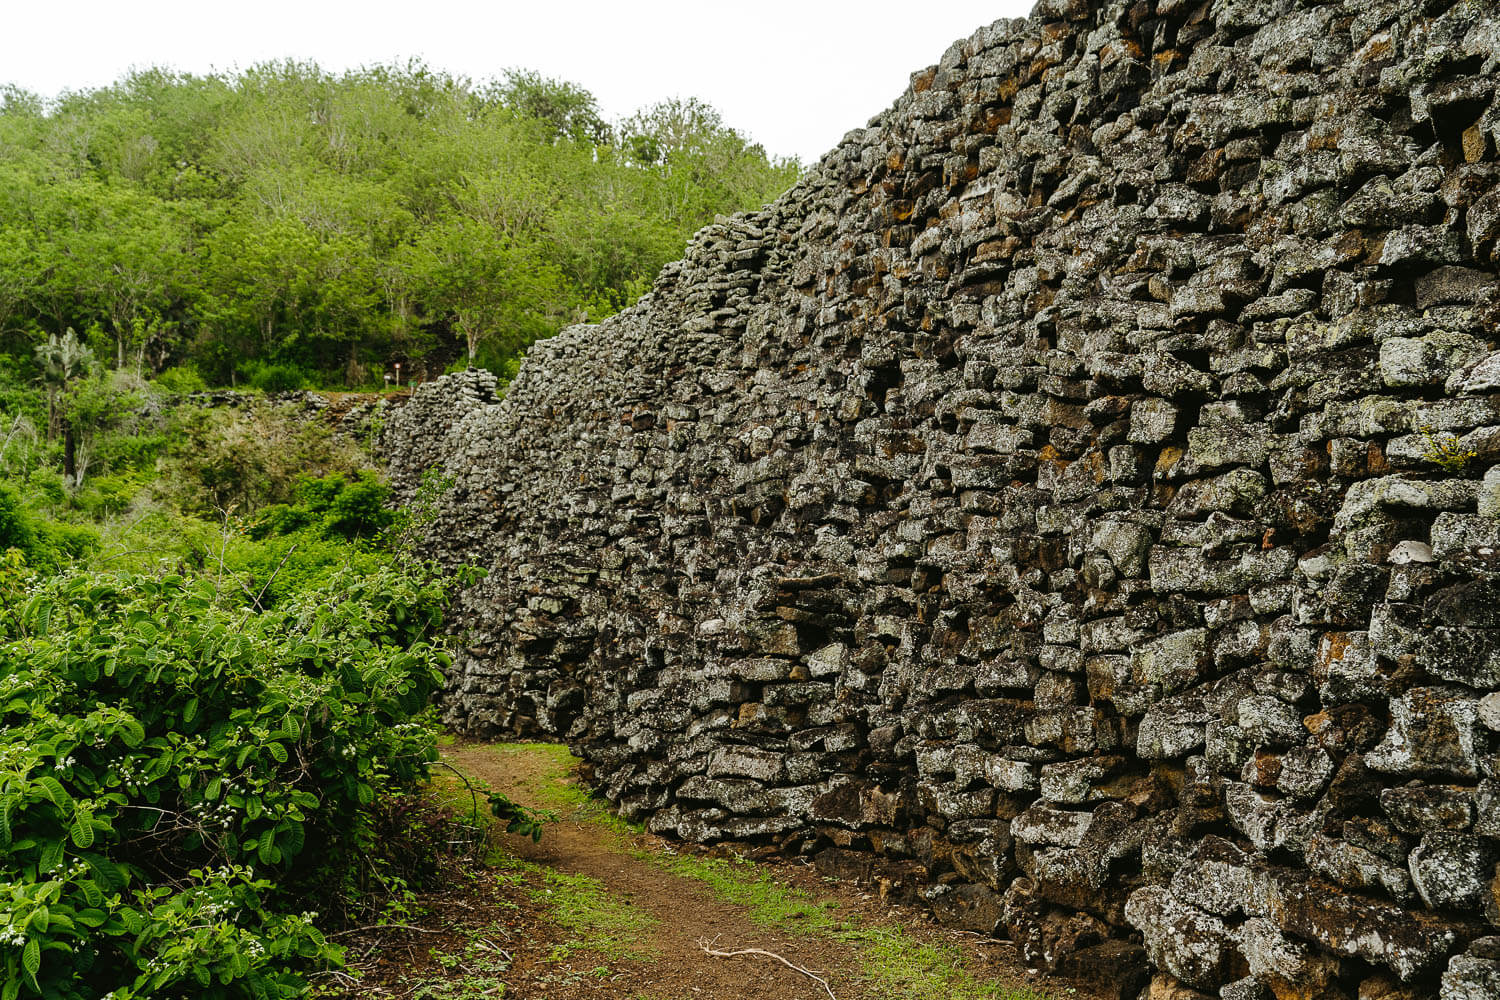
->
(1409, 833, 1498, 911)
(1366, 688, 1484, 780)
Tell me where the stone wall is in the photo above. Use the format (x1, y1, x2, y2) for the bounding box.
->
(384, 2, 1500, 996)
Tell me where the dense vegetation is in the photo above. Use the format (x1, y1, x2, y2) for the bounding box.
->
(0, 64, 799, 386)
(0, 57, 797, 1000)
(0, 369, 511, 998)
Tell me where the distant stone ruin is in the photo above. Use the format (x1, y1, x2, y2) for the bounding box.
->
(383, 2, 1500, 996)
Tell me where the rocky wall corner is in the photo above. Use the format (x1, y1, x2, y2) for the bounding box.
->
(383, 2, 1500, 997)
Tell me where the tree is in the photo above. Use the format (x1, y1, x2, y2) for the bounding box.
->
(400, 215, 566, 364)
(488, 70, 610, 145)
(33, 327, 92, 442)
(0, 60, 803, 385)
(60, 368, 142, 488)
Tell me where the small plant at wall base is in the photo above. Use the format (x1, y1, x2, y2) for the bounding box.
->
(1420, 424, 1478, 474)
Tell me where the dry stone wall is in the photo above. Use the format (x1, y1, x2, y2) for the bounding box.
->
(383, 2, 1500, 996)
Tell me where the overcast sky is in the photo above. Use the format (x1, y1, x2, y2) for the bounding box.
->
(3, 0, 1035, 164)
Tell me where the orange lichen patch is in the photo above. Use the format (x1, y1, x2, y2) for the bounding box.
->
(974, 239, 1014, 262)
(1101, 38, 1145, 65)
(1084, 450, 1108, 485)
(911, 68, 936, 94)
(1155, 445, 1186, 478)
(1319, 632, 1352, 670)
(1367, 442, 1391, 475)
(1306, 128, 1344, 153)
(1356, 33, 1395, 64)
(886, 149, 906, 172)
(1463, 123, 1491, 164)
(1245, 749, 1283, 788)
(1303, 711, 1333, 739)
(1152, 50, 1185, 72)
(998, 76, 1020, 102)
(1331, 229, 1368, 263)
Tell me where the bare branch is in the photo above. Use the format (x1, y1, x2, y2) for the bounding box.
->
(697, 937, 837, 1000)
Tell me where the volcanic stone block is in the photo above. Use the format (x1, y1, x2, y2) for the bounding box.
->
(1409, 833, 1498, 911)
(1125, 886, 1241, 991)
(1366, 688, 1485, 780)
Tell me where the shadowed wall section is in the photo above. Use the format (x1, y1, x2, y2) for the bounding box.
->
(382, 2, 1500, 996)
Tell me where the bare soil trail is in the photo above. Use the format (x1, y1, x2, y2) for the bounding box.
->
(448, 741, 868, 1000)
(335, 741, 1102, 1000)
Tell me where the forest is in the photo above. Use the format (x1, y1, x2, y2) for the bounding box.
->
(0, 63, 803, 999)
(0, 62, 799, 388)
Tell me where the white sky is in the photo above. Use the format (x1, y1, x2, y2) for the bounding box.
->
(3, 0, 1036, 164)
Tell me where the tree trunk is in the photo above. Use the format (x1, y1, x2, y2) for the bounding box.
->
(62, 418, 77, 486)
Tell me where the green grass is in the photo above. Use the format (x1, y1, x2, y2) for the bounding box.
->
(480, 742, 646, 837)
(653, 850, 1049, 1000)
(653, 851, 845, 931)
(493, 853, 657, 962)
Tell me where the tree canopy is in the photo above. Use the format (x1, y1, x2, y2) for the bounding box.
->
(0, 63, 800, 385)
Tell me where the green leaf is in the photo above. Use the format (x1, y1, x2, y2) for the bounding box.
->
(268, 741, 287, 764)
(119, 717, 145, 747)
(39, 838, 63, 875)
(21, 939, 39, 986)
(36, 776, 71, 812)
(70, 812, 94, 849)
(183, 696, 199, 723)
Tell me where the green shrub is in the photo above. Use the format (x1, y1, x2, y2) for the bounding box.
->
(0, 563, 452, 999)
(225, 532, 394, 608)
(68, 475, 142, 521)
(32, 520, 99, 569)
(242, 362, 306, 394)
(92, 434, 169, 476)
(153, 365, 206, 394)
(248, 472, 397, 545)
(0, 483, 39, 557)
(23, 471, 65, 510)
(160, 405, 370, 517)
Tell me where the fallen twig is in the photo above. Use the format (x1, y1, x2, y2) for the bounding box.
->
(697, 937, 837, 1000)
(328, 922, 445, 938)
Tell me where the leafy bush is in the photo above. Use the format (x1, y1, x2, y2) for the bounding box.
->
(224, 533, 393, 609)
(24, 471, 66, 509)
(152, 366, 206, 394)
(0, 563, 453, 999)
(249, 472, 397, 545)
(0, 483, 39, 557)
(91, 434, 169, 476)
(67, 475, 143, 521)
(0, 484, 97, 573)
(159, 405, 370, 517)
(242, 363, 306, 394)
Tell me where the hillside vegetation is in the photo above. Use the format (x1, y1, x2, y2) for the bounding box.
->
(0, 64, 799, 387)
(0, 59, 800, 1000)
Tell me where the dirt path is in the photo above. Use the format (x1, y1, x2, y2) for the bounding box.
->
(447, 742, 868, 1000)
(336, 741, 1098, 1000)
